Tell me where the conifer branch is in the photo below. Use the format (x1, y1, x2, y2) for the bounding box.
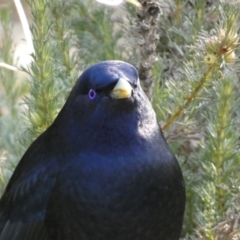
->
(162, 64, 216, 131)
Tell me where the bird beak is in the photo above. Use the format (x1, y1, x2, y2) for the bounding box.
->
(110, 78, 132, 99)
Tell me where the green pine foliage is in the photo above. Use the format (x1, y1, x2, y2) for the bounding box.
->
(0, 7, 28, 194)
(0, 0, 239, 239)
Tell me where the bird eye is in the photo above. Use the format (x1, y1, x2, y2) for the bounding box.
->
(88, 89, 97, 100)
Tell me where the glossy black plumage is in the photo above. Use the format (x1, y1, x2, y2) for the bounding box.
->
(0, 61, 185, 240)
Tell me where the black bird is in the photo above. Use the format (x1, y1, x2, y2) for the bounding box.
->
(0, 61, 185, 240)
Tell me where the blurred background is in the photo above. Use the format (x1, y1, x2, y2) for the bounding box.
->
(0, 0, 31, 68)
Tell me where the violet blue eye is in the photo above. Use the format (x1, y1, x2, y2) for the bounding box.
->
(88, 89, 96, 100)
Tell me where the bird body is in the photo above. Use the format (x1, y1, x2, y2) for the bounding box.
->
(0, 61, 185, 240)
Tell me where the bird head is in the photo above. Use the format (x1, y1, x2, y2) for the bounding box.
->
(74, 60, 139, 100)
(54, 61, 156, 146)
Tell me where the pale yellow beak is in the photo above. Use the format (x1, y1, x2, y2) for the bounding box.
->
(110, 78, 132, 99)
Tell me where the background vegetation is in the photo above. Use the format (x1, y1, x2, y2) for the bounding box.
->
(0, 0, 240, 239)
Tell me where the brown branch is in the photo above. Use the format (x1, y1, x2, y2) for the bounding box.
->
(136, 0, 161, 101)
(162, 64, 216, 131)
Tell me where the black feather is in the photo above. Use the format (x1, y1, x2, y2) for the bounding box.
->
(0, 60, 185, 240)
